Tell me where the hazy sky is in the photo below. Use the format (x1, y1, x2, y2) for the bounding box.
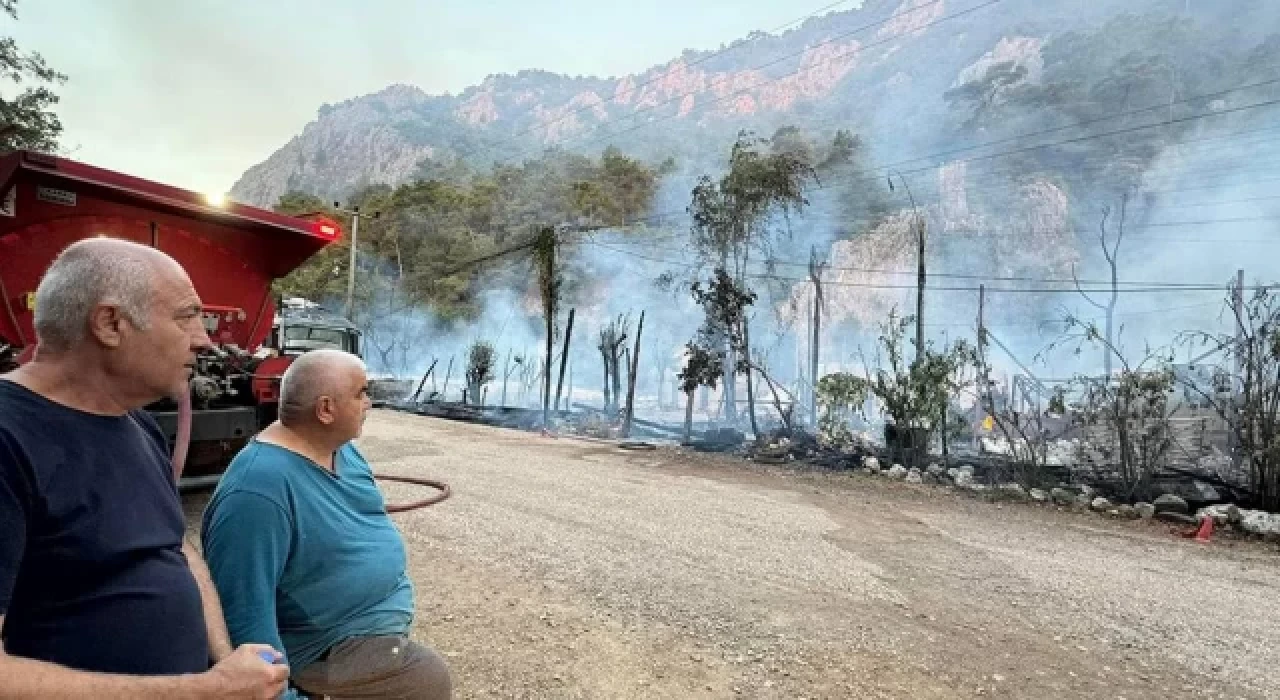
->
(5, 0, 860, 197)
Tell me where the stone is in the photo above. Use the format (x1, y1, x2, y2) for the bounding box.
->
(1153, 494, 1189, 515)
(1135, 502, 1156, 519)
(1074, 494, 1092, 509)
(952, 471, 974, 488)
(1197, 504, 1237, 526)
(887, 464, 908, 480)
(1050, 488, 1076, 506)
(1239, 510, 1280, 538)
(863, 456, 881, 471)
(905, 468, 923, 484)
(1116, 504, 1138, 519)
(926, 463, 946, 477)
(1029, 488, 1049, 503)
(956, 464, 976, 476)
(1078, 485, 1097, 499)
(999, 483, 1029, 500)
(1090, 497, 1113, 512)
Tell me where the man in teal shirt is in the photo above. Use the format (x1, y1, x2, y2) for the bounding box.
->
(201, 349, 452, 699)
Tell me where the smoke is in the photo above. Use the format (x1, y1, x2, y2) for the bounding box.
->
(361, 0, 1280, 429)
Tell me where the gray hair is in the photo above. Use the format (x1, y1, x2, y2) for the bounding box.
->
(33, 238, 155, 353)
(278, 348, 366, 426)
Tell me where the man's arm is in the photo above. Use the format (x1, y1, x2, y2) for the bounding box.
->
(0, 619, 288, 700)
(201, 490, 294, 666)
(183, 537, 234, 664)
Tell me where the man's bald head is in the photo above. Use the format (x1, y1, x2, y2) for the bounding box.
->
(33, 237, 183, 354)
(278, 348, 368, 428)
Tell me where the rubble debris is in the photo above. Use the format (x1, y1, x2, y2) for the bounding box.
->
(1153, 494, 1190, 515)
(1156, 512, 1199, 526)
(1050, 488, 1075, 506)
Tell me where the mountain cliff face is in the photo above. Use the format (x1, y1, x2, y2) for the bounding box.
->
(230, 0, 1276, 209)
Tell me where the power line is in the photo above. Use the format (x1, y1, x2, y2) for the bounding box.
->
(582, 240, 1262, 294)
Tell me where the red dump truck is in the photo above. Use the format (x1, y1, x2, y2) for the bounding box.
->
(0, 150, 359, 487)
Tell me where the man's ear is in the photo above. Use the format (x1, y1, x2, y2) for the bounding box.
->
(316, 396, 336, 425)
(87, 304, 127, 348)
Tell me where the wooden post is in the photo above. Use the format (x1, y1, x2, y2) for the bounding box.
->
(501, 349, 511, 407)
(809, 246, 824, 431)
(622, 311, 645, 438)
(565, 359, 573, 411)
(410, 358, 437, 403)
(554, 308, 575, 413)
(975, 284, 985, 451)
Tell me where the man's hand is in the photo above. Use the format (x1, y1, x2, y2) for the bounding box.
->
(199, 644, 290, 700)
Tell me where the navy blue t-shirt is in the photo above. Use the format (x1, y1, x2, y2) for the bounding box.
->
(0, 379, 209, 675)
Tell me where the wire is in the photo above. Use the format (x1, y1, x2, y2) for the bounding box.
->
(581, 241, 1260, 294)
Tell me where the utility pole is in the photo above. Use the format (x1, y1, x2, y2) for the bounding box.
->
(1231, 269, 1245, 459)
(808, 246, 826, 429)
(889, 173, 924, 364)
(332, 201, 381, 321)
(976, 284, 986, 452)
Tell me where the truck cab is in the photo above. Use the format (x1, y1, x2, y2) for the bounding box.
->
(269, 297, 362, 358)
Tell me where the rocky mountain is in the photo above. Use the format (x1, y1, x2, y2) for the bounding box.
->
(231, 0, 1278, 210)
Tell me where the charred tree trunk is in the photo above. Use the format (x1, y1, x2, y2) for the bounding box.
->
(622, 311, 645, 438)
(743, 319, 759, 439)
(684, 389, 695, 445)
(554, 308, 575, 413)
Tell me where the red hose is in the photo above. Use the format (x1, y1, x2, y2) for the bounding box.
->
(172, 388, 192, 481)
(375, 474, 452, 512)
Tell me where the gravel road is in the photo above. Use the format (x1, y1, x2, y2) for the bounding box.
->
(185, 409, 1280, 699)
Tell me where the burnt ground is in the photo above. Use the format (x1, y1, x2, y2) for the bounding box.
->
(184, 409, 1280, 699)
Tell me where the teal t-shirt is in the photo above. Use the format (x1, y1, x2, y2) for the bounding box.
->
(200, 439, 415, 676)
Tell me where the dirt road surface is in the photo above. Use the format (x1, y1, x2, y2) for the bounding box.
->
(184, 410, 1280, 699)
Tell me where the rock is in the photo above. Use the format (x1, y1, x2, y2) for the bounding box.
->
(1135, 502, 1156, 520)
(862, 456, 881, 472)
(1074, 494, 1092, 509)
(1239, 510, 1280, 538)
(905, 468, 923, 484)
(952, 471, 974, 488)
(997, 483, 1029, 500)
(1078, 485, 1097, 499)
(1090, 497, 1113, 512)
(1050, 488, 1076, 506)
(1116, 504, 1138, 519)
(926, 463, 946, 477)
(956, 464, 976, 476)
(1227, 503, 1243, 524)
(1197, 504, 1237, 526)
(1153, 494, 1190, 515)
(1156, 511, 1199, 526)
(887, 464, 908, 480)
(1029, 488, 1049, 503)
